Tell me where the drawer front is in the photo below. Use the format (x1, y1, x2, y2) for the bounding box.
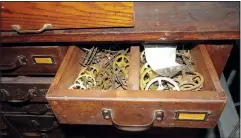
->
(46, 45, 226, 129)
(4, 114, 59, 134)
(0, 46, 68, 75)
(0, 115, 22, 138)
(0, 116, 8, 134)
(1, 103, 53, 115)
(19, 129, 64, 138)
(1, 77, 52, 103)
(1, 2, 134, 31)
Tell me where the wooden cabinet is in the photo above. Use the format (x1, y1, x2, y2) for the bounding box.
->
(0, 1, 239, 135)
(0, 76, 63, 138)
(1, 2, 134, 32)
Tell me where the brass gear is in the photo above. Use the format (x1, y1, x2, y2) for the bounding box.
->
(140, 68, 158, 90)
(113, 55, 129, 77)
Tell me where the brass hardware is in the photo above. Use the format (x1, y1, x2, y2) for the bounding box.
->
(101, 108, 164, 131)
(173, 71, 204, 91)
(31, 120, 58, 132)
(140, 68, 158, 90)
(71, 46, 129, 90)
(11, 24, 52, 34)
(140, 51, 146, 64)
(27, 104, 50, 115)
(0, 55, 27, 70)
(145, 77, 180, 91)
(76, 74, 96, 89)
(1, 89, 35, 103)
(80, 47, 98, 66)
(113, 55, 129, 77)
(140, 48, 204, 91)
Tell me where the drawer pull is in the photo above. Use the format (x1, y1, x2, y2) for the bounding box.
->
(1, 89, 34, 103)
(101, 108, 164, 131)
(0, 55, 27, 70)
(27, 104, 50, 115)
(11, 24, 52, 34)
(0, 122, 7, 130)
(31, 120, 58, 132)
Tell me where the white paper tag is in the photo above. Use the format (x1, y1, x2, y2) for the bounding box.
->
(144, 44, 184, 77)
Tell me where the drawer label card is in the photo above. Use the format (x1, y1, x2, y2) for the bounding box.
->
(33, 56, 55, 64)
(176, 112, 209, 121)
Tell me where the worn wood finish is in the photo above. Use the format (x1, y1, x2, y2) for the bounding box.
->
(0, 46, 68, 76)
(205, 45, 233, 77)
(1, 76, 53, 103)
(0, 115, 22, 138)
(46, 45, 226, 129)
(128, 46, 140, 90)
(1, 2, 134, 31)
(1, 103, 53, 115)
(49, 100, 225, 129)
(1, 2, 239, 43)
(4, 114, 64, 138)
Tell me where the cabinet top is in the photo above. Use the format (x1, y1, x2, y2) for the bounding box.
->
(1, 2, 239, 43)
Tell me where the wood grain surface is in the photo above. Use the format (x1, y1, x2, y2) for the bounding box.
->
(48, 100, 225, 129)
(1, 2, 239, 43)
(1, 2, 134, 30)
(46, 45, 226, 128)
(205, 45, 233, 77)
(128, 46, 140, 90)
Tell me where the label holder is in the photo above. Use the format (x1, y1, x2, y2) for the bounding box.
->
(32, 56, 55, 65)
(175, 111, 211, 121)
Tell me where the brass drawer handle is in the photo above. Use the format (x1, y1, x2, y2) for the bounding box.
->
(0, 122, 7, 131)
(0, 55, 27, 71)
(31, 120, 58, 132)
(27, 104, 50, 115)
(1, 89, 34, 103)
(101, 108, 164, 131)
(11, 24, 52, 34)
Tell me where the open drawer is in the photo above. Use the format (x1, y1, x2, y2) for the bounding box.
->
(46, 44, 226, 131)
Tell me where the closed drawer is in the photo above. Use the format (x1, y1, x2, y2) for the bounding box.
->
(19, 129, 64, 138)
(1, 103, 53, 115)
(1, 2, 134, 32)
(0, 46, 68, 75)
(46, 44, 226, 130)
(0, 116, 8, 135)
(4, 114, 59, 134)
(0, 115, 21, 138)
(1, 76, 53, 103)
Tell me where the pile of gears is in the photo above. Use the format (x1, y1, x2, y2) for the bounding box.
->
(69, 46, 130, 90)
(68, 46, 204, 91)
(140, 50, 204, 91)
